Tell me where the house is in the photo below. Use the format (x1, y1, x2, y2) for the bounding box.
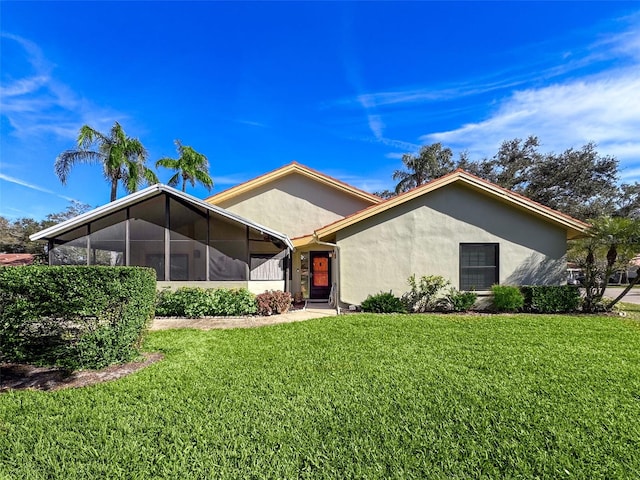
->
(30, 184, 293, 294)
(207, 163, 589, 306)
(31, 163, 589, 308)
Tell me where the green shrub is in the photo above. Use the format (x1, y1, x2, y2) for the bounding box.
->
(441, 288, 478, 312)
(256, 290, 292, 316)
(0, 266, 156, 370)
(401, 274, 450, 312)
(155, 287, 257, 317)
(491, 285, 525, 312)
(361, 291, 406, 313)
(520, 285, 581, 313)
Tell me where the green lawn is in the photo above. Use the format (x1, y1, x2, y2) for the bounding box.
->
(1, 314, 640, 479)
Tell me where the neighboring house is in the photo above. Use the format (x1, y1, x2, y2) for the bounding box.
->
(29, 184, 293, 294)
(0, 253, 35, 266)
(207, 163, 589, 306)
(32, 162, 589, 308)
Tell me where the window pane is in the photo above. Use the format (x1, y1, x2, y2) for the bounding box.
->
(209, 241, 247, 280)
(209, 215, 247, 280)
(51, 235, 88, 265)
(460, 244, 498, 290)
(130, 196, 166, 280)
(168, 199, 207, 280)
(90, 220, 125, 266)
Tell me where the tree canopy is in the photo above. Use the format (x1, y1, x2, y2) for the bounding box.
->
(55, 122, 158, 202)
(392, 143, 454, 194)
(389, 136, 637, 222)
(155, 140, 213, 192)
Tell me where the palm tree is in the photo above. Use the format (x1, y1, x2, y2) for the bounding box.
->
(155, 140, 213, 192)
(55, 122, 158, 202)
(392, 143, 454, 194)
(570, 216, 640, 311)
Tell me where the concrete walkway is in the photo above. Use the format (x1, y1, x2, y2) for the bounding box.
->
(150, 302, 338, 331)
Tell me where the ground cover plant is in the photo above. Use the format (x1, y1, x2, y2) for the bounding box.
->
(1, 314, 639, 478)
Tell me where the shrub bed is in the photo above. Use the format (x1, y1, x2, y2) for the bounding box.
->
(361, 291, 406, 313)
(156, 287, 257, 318)
(520, 285, 581, 313)
(256, 290, 292, 316)
(491, 285, 525, 312)
(0, 266, 156, 370)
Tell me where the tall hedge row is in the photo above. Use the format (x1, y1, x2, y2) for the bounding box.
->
(0, 266, 156, 370)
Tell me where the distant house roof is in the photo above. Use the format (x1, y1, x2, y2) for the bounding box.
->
(206, 161, 382, 206)
(315, 169, 590, 241)
(0, 253, 35, 266)
(30, 184, 293, 250)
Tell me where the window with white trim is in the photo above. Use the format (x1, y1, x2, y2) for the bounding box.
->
(460, 243, 498, 291)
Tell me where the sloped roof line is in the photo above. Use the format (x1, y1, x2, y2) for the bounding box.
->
(29, 184, 293, 250)
(314, 169, 590, 240)
(205, 161, 382, 205)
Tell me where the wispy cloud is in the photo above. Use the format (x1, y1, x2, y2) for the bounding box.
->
(0, 33, 124, 141)
(422, 68, 640, 168)
(236, 119, 268, 128)
(0, 172, 78, 202)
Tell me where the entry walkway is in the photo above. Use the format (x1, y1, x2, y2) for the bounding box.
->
(150, 302, 337, 331)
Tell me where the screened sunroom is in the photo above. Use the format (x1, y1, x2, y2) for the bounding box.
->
(30, 185, 293, 293)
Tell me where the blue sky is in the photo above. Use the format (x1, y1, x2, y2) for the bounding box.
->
(1, 1, 639, 220)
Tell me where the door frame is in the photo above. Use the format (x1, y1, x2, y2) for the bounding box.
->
(309, 251, 332, 299)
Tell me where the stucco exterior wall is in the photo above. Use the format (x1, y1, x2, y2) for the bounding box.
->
(336, 184, 568, 305)
(214, 174, 373, 238)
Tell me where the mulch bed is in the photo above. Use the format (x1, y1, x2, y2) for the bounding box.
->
(0, 352, 164, 392)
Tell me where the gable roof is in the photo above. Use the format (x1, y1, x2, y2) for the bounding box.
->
(315, 169, 590, 240)
(205, 161, 382, 206)
(30, 184, 293, 250)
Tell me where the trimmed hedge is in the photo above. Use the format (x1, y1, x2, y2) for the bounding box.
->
(491, 285, 525, 312)
(520, 285, 581, 313)
(0, 266, 156, 370)
(156, 287, 257, 317)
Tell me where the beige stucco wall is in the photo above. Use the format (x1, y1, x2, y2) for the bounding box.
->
(336, 184, 568, 305)
(214, 174, 374, 238)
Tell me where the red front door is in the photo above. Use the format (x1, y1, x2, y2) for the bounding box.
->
(310, 251, 331, 299)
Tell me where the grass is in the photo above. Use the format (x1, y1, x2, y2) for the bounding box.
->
(1, 313, 640, 479)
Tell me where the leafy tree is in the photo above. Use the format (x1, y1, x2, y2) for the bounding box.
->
(55, 122, 158, 202)
(155, 140, 213, 192)
(617, 182, 640, 219)
(393, 143, 454, 194)
(485, 136, 541, 192)
(524, 143, 619, 221)
(569, 216, 640, 312)
(0, 202, 92, 256)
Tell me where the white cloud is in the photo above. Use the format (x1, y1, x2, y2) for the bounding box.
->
(367, 114, 384, 139)
(422, 69, 640, 170)
(0, 33, 125, 141)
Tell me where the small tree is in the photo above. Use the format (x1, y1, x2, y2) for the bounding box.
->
(569, 216, 640, 312)
(156, 140, 213, 192)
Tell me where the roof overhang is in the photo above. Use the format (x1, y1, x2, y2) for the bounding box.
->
(315, 170, 590, 241)
(30, 184, 293, 250)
